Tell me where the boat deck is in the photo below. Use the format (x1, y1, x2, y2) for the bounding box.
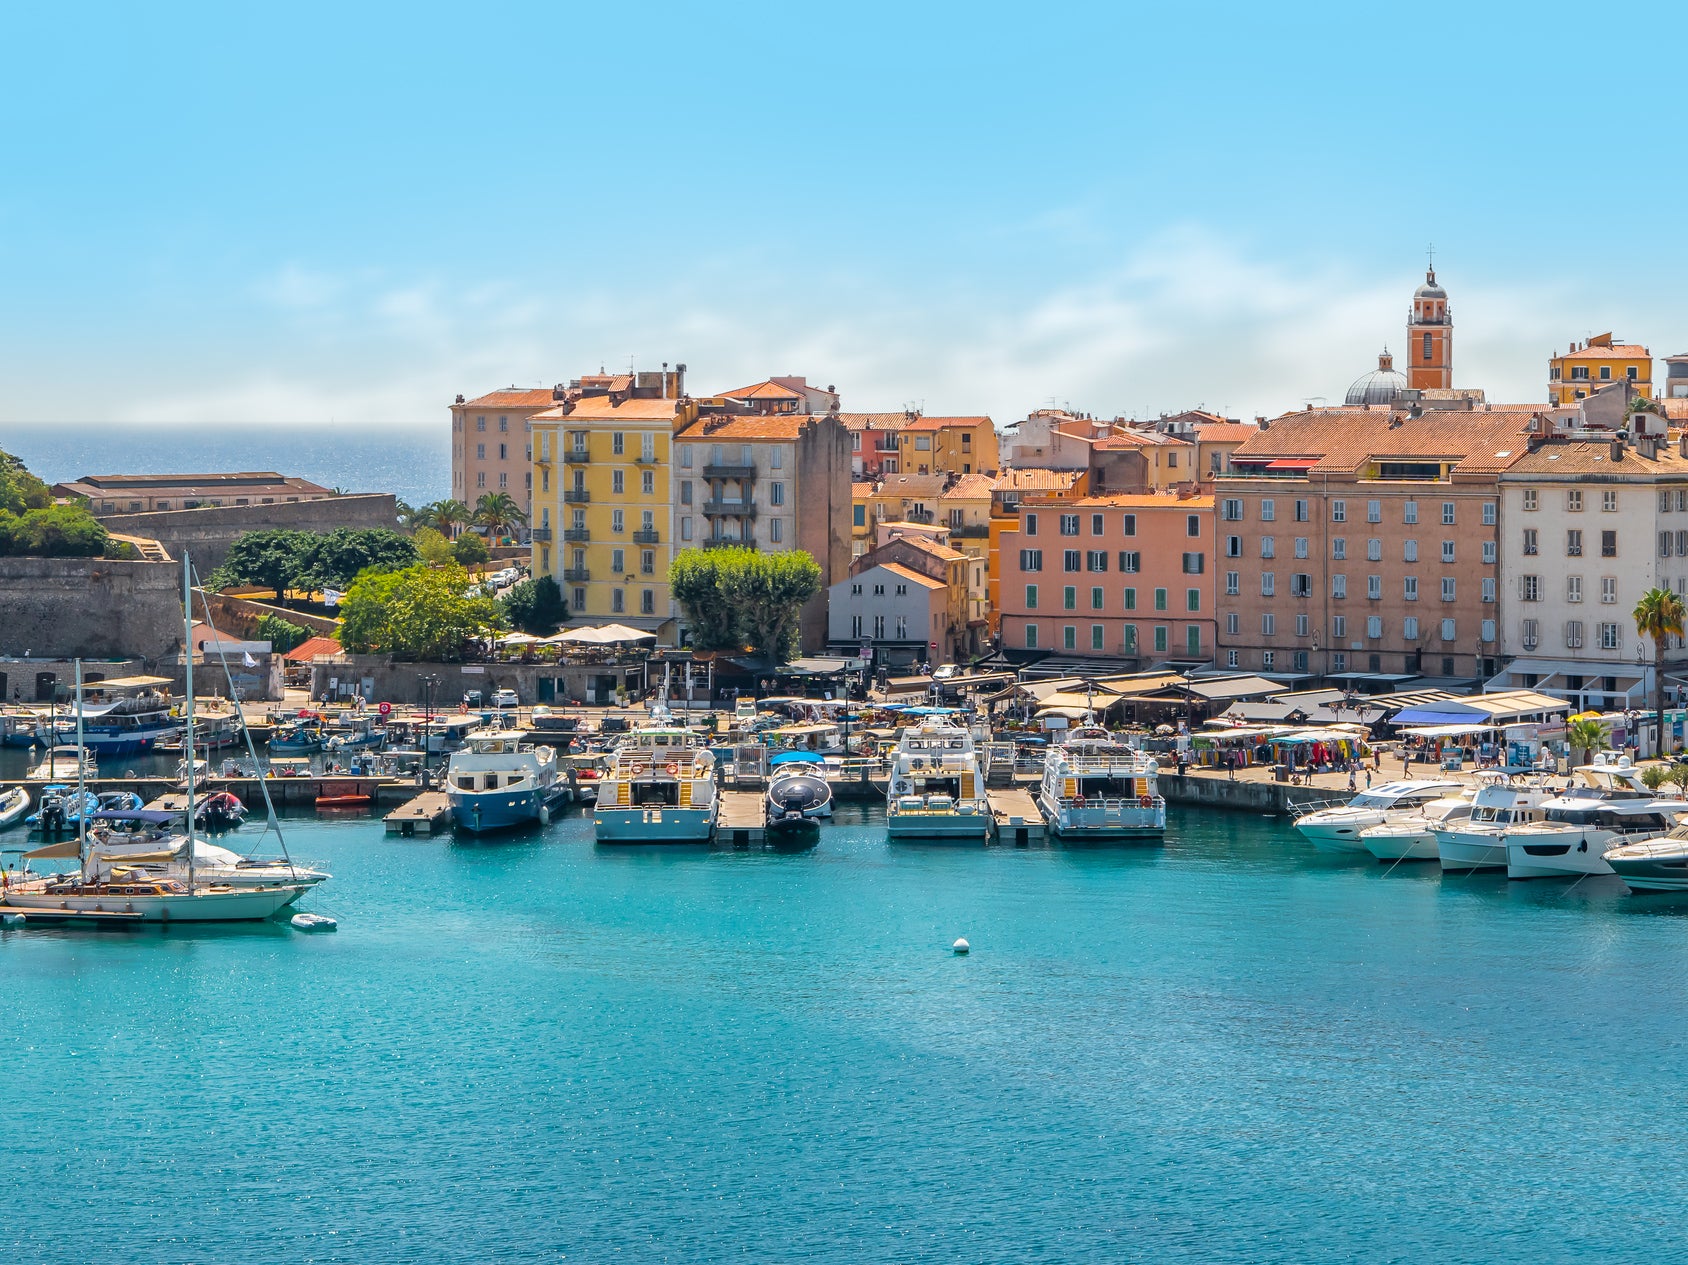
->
(384, 792, 453, 836)
(987, 787, 1046, 845)
(716, 790, 766, 846)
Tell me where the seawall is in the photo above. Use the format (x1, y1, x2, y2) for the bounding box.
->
(1158, 773, 1334, 816)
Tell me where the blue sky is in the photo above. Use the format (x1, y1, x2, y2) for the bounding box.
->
(3, 1, 1684, 431)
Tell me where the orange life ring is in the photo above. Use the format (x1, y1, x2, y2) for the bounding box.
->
(631, 762, 647, 775)
(1073, 794, 1086, 808)
(1139, 794, 1152, 808)
(665, 762, 679, 776)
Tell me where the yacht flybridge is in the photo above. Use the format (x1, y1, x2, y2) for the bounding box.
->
(593, 723, 719, 843)
(1292, 780, 1462, 853)
(1036, 725, 1164, 841)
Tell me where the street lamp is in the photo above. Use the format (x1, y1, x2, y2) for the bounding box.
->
(420, 673, 440, 785)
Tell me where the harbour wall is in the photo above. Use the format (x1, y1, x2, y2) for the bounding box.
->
(1157, 772, 1333, 816)
(305, 654, 647, 707)
(96, 494, 399, 573)
(0, 557, 184, 659)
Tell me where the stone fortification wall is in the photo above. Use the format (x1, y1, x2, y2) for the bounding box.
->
(0, 557, 184, 658)
(95, 494, 398, 573)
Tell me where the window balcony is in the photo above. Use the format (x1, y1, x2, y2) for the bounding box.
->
(563, 448, 591, 463)
(529, 527, 551, 541)
(564, 567, 590, 582)
(563, 528, 590, 542)
(634, 454, 660, 465)
(563, 489, 590, 503)
(702, 463, 758, 480)
(703, 536, 755, 550)
(632, 529, 660, 544)
(702, 500, 758, 517)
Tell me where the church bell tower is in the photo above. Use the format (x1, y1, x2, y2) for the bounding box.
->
(1407, 261, 1452, 391)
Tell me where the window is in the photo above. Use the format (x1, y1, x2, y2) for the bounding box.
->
(475, 473, 484, 488)
(498, 443, 507, 460)
(1602, 530, 1617, 558)
(851, 583, 862, 597)
(1442, 502, 1456, 525)
(1422, 331, 1433, 361)
(1441, 578, 1456, 602)
(1441, 541, 1455, 563)
(1124, 588, 1137, 611)
(1331, 500, 1346, 523)
(1441, 618, 1457, 643)
(1187, 626, 1202, 657)
(916, 435, 932, 452)
(1567, 529, 1582, 557)
(1091, 586, 1104, 610)
(1294, 537, 1309, 559)
(1187, 514, 1200, 538)
(1564, 620, 1585, 650)
(1168, 452, 1178, 469)
(681, 480, 695, 507)
(1025, 585, 1038, 609)
(1087, 551, 1108, 572)
(1367, 500, 1381, 524)
(498, 473, 507, 488)
(1523, 489, 1537, 511)
(1403, 616, 1419, 641)
(1119, 551, 1141, 573)
(1122, 624, 1137, 652)
(1601, 623, 1621, 651)
(1521, 575, 1540, 602)
(1154, 588, 1168, 611)
(641, 549, 655, 575)
(476, 443, 485, 459)
(1367, 538, 1382, 562)
(1260, 499, 1276, 522)
(1063, 586, 1077, 610)
(498, 416, 508, 432)
(1225, 571, 1240, 595)
(1091, 625, 1105, 651)
(1403, 540, 1419, 563)
(1262, 651, 1275, 669)
(679, 444, 693, 468)
(612, 432, 624, 455)
(1020, 549, 1043, 572)
(1404, 500, 1419, 525)
(1481, 619, 1495, 644)
(1122, 514, 1136, 536)
(1181, 553, 1205, 574)
(1225, 612, 1240, 635)
(769, 482, 785, 506)
(1187, 588, 1201, 613)
(1521, 619, 1539, 650)
(1261, 536, 1276, 559)
(1482, 577, 1495, 604)
(1024, 513, 1038, 536)
(1154, 626, 1169, 653)
(1482, 541, 1496, 564)
(681, 516, 693, 541)
(1025, 624, 1038, 649)
(1221, 499, 1243, 520)
(769, 518, 783, 542)
(612, 509, 625, 533)
(1294, 500, 1309, 523)
(1568, 490, 1583, 512)
(1261, 613, 1276, 636)
(1226, 535, 1242, 557)
(1367, 575, 1382, 600)
(1063, 625, 1077, 651)
(1404, 577, 1419, 601)
(1332, 537, 1346, 559)
(1059, 514, 1080, 536)
(611, 589, 625, 614)
(1091, 513, 1104, 536)
(1290, 573, 1312, 597)
(1601, 577, 1617, 604)
(1331, 652, 1347, 672)
(1332, 615, 1347, 638)
(1332, 575, 1347, 598)
(642, 470, 655, 495)
(1523, 528, 1538, 556)
(895, 584, 907, 596)
(769, 444, 782, 469)
(611, 548, 625, 572)
(1227, 649, 1240, 668)
(1295, 613, 1309, 637)
(1063, 550, 1081, 572)
(612, 470, 625, 494)
(1261, 572, 1275, 596)
(1366, 616, 1383, 639)
(1568, 576, 1583, 603)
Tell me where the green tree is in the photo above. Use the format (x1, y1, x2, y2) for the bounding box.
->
(298, 527, 418, 591)
(670, 548, 745, 650)
(255, 613, 312, 653)
(1566, 717, 1608, 766)
(1668, 762, 1688, 796)
(452, 533, 490, 566)
(337, 563, 503, 659)
(500, 575, 567, 635)
(473, 492, 527, 541)
(412, 526, 455, 565)
(733, 550, 822, 667)
(1634, 587, 1686, 755)
(206, 529, 316, 597)
(0, 505, 110, 557)
(431, 499, 473, 539)
(0, 450, 52, 516)
(1641, 762, 1670, 792)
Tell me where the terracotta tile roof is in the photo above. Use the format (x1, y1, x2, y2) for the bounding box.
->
(1560, 344, 1650, 360)
(992, 468, 1085, 492)
(674, 414, 806, 440)
(716, 380, 805, 400)
(1058, 494, 1216, 509)
(897, 414, 992, 432)
(872, 473, 947, 497)
(939, 472, 995, 500)
(1659, 400, 1688, 421)
(876, 562, 947, 589)
(1096, 429, 1191, 448)
(851, 482, 874, 498)
(837, 412, 913, 432)
(283, 636, 343, 662)
(534, 397, 684, 421)
(888, 536, 967, 562)
(1225, 407, 1541, 476)
(1191, 423, 1260, 442)
(460, 389, 556, 409)
(1503, 440, 1688, 476)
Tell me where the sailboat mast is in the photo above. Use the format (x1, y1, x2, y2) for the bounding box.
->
(74, 659, 87, 873)
(184, 554, 196, 890)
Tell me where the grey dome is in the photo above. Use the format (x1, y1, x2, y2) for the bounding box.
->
(1414, 267, 1446, 300)
(1345, 349, 1409, 406)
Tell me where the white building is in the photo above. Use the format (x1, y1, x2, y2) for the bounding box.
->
(826, 562, 949, 666)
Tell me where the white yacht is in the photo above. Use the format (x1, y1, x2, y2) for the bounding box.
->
(28, 745, 98, 781)
(446, 730, 571, 833)
(1359, 788, 1476, 862)
(1503, 792, 1682, 880)
(1605, 825, 1688, 892)
(1036, 725, 1163, 841)
(886, 720, 992, 843)
(1433, 772, 1555, 872)
(594, 724, 719, 843)
(1292, 780, 1462, 853)
(50, 813, 332, 891)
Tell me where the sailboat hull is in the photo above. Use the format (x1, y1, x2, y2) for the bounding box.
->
(0, 884, 305, 922)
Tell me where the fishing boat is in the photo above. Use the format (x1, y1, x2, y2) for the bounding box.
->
(446, 729, 571, 832)
(269, 719, 324, 754)
(594, 723, 719, 843)
(0, 710, 42, 748)
(324, 714, 384, 753)
(28, 745, 98, 781)
(885, 720, 992, 843)
(765, 753, 833, 839)
(0, 786, 30, 830)
(1035, 724, 1163, 841)
(420, 715, 479, 755)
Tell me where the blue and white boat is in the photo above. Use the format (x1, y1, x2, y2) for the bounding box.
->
(269, 720, 324, 754)
(594, 724, 719, 843)
(325, 714, 384, 753)
(886, 720, 993, 843)
(64, 677, 183, 756)
(446, 730, 571, 833)
(25, 785, 100, 833)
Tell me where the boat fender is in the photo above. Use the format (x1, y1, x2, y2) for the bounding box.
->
(1139, 794, 1152, 808)
(539, 805, 551, 826)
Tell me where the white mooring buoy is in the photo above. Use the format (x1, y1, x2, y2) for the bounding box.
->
(952, 938, 970, 955)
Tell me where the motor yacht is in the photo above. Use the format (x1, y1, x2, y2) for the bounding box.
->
(1293, 780, 1462, 853)
(594, 724, 719, 843)
(1605, 825, 1688, 892)
(446, 729, 571, 833)
(1434, 772, 1555, 872)
(1503, 792, 1682, 880)
(1358, 789, 1476, 862)
(1036, 725, 1162, 841)
(886, 720, 992, 843)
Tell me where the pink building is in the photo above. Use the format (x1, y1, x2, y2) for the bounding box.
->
(996, 493, 1215, 663)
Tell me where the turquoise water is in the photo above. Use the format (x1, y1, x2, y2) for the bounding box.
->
(3, 804, 1686, 1262)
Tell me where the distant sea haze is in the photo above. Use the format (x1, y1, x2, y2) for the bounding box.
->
(1, 424, 451, 511)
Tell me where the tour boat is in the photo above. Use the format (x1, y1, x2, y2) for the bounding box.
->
(446, 730, 571, 833)
(1604, 826, 1688, 892)
(1036, 724, 1163, 841)
(885, 720, 992, 843)
(1502, 792, 1682, 880)
(1292, 780, 1463, 853)
(765, 754, 833, 840)
(1433, 772, 1556, 872)
(1358, 788, 1476, 861)
(59, 679, 182, 756)
(593, 724, 719, 843)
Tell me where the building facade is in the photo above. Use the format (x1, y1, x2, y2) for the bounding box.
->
(1548, 333, 1653, 406)
(893, 415, 998, 477)
(450, 388, 557, 517)
(839, 412, 913, 479)
(56, 472, 337, 513)
(995, 494, 1216, 663)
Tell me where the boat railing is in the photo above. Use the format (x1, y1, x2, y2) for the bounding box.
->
(1061, 794, 1164, 813)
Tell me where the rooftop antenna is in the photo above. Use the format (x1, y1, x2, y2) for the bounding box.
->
(1427, 242, 1435, 273)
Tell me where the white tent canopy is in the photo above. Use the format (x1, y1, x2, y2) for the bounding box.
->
(547, 624, 659, 645)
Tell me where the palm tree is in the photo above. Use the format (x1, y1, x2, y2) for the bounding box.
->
(1633, 587, 1686, 757)
(1566, 717, 1607, 767)
(473, 492, 528, 542)
(394, 499, 421, 532)
(431, 499, 472, 540)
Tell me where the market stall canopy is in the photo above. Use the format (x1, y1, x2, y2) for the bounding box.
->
(1036, 706, 1092, 720)
(1185, 675, 1282, 702)
(1402, 723, 1495, 738)
(1392, 690, 1567, 727)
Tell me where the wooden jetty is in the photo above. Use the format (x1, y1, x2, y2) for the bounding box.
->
(384, 791, 453, 836)
(986, 786, 1046, 846)
(0, 904, 144, 926)
(716, 790, 766, 847)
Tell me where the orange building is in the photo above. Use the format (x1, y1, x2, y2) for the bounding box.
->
(985, 469, 1088, 635)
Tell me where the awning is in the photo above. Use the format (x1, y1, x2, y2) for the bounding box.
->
(1390, 706, 1480, 726)
(1402, 723, 1495, 738)
(1264, 458, 1319, 470)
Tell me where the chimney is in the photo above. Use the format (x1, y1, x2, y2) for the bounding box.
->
(1679, 431, 1688, 460)
(1611, 438, 1625, 462)
(552, 383, 566, 401)
(455, 394, 465, 404)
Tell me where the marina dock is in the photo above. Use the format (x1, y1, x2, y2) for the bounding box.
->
(716, 790, 766, 846)
(986, 787, 1045, 845)
(384, 792, 453, 836)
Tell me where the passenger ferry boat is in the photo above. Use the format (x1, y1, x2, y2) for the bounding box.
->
(593, 724, 719, 843)
(885, 720, 992, 843)
(446, 729, 571, 833)
(65, 676, 183, 756)
(1036, 724, 1164, 840)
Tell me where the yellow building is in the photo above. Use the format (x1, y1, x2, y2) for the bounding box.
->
(529, 369, 694, 639)
(894, 415, 999, 477)
(1550, 333, 1652, 405)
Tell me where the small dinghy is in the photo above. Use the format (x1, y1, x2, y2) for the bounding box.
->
(290, 912, 337, 932)
(0, 786, 29, 830)
(195, 791, 247, 830)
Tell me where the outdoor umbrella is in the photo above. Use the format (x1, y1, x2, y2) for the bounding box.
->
(551, 624, 658, 645)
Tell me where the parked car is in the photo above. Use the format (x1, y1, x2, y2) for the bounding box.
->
(932, 664, 960, 680)
(492, 688, 520, 709)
